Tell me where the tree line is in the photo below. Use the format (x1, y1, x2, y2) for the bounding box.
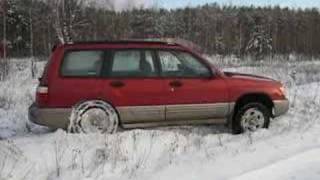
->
(1, 0, 320, 59)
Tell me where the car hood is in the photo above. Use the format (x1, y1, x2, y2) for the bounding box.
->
(223, 71, 276, 82)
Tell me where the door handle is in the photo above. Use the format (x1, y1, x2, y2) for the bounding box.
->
(110, 81, 125, 88)
(169, 80, 183, 87)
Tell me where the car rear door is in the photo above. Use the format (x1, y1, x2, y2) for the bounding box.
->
(49, 50, 105, 108)
(157, 50, 229, 122)
(101, 49, 166, 124)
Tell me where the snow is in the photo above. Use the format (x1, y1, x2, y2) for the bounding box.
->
(0, 59, 45, 139)
(232, 148, 320, 180)
(0, 58, 320, 180)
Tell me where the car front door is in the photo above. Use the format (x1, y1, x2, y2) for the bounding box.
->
(102, 49, 166, 124)
(157, 50, 229, 122)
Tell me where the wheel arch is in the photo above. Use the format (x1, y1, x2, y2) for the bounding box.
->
(229, 93, 274, 126)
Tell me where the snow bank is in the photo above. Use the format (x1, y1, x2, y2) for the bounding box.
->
(232, 147, 320, 180)
(0, 59, 47, 139)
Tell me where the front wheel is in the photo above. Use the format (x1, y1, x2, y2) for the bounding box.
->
(232, 103, 270, 134)
(69, 100, 119, 134)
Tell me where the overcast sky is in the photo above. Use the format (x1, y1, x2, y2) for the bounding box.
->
(95, 0, 320, 11)
(159, 0, 320, 9)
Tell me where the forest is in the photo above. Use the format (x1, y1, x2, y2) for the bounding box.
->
(1, 1, 320, 179)
(1, 0, 320, 58)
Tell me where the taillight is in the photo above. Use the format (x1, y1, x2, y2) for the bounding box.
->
(37, 86, 48, 94)
(40, 69, 49, 86)
(37, 56, 51, 106)
(36, 86, 48, 107)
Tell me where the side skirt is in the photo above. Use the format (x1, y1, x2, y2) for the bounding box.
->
(121, 118, 227, 129)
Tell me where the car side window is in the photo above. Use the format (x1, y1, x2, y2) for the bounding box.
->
(110, 50, 157, 77)
(158, 51, 211, 78)
(61, 50, 104, 77)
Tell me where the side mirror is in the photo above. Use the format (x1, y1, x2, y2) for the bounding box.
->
(208, 67, 217, 79)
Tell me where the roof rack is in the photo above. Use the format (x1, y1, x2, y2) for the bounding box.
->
(122, 38, 203, 52)
(66, 39, 179, 46)
(59, 38, 203, 53)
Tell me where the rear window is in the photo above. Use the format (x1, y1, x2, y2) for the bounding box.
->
(61, 50, 104, 77)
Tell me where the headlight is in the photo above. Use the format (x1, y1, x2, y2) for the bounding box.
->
(279, 86, 287, 97)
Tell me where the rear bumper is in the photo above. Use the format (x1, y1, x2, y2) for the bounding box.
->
(28, 103, 71, 129)
(273, 99, 289, 117)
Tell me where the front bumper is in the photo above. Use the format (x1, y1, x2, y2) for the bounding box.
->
(273, 99, 289, 117)
(28, 103, 71, 129)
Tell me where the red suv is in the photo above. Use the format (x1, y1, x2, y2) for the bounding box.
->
(29, 39, 289, 134)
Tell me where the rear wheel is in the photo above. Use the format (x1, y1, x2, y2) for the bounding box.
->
(69, 100, 119, 134)
(232, 103, 270, 134)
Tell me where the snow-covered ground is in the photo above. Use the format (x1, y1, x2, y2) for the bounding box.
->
(0, 57, 320, 180)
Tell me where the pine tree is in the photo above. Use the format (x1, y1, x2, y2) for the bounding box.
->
(130, 9, 157, 38)
(0, 0, 8, 80)
(245, 24, 272, 60)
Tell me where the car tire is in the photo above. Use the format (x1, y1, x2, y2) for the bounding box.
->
(69, 100, 119, 134)
(232, 102, 270, 134)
